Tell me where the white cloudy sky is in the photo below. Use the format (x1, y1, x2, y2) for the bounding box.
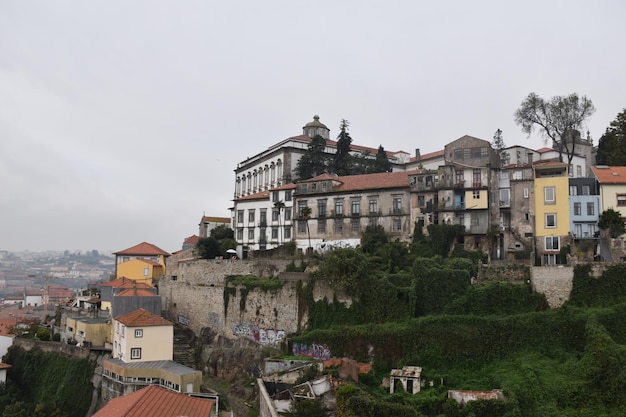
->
(1, 1, 624, 253)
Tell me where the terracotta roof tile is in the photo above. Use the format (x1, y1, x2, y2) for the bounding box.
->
(114, 242, 170, 257)
(233, 189, 270, 202)
(302, 171, 414, 193)
(100, 277, 154, 289)
(592, 166, 626, 184)
(116, 288, 158, 297)
(92, 385, 214, 417)
(184, 235, 200, 245)
(115, 308, 172, 326)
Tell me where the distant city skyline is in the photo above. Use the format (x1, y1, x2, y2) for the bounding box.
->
(1, 1, 625, 252)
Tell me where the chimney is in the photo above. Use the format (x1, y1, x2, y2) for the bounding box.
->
(415, 148, 421, 160)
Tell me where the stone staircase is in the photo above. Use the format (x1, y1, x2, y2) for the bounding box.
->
(173, 326, 196, 369)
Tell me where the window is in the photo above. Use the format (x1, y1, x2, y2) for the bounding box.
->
(574, 202, 581, 216)
(369, 199, 378, 214)
(271, 228, 278, 239)
(499, 170, 509, 180)
(369, 217, 378, 226)
(272, 191, 279, 202)
(499, 189, 510, 206)
(351, 200, 360, 216)
(237, 210, 244, 223)
(582, 185, 590, 196)
(587, 202, 594, 216)
(272, 210, 279, 221)
(545, 213, 556, 228)
(171, 275, 177, 281)
(283, 226, 291, 239)
(473, 169, 481, 187)
(301, 184, 307, 193)
(351, 218, 360, 232)
(463, 148, 470, 159)
(576, 165, 582, 177)
(237, 229, 243, 240)
(454, 149, 463, 160)
(545, 236, 560, 251)
(471, 217, 480, 227)
(544, 187, 556, 204)
(248, 229, 255, 240)
(135, 329, 143, 338)
(318, 220, 326, 233)
(335, 200, 344, 216)
(298, 221, 306, 234)
(318, 201, 327, 217)
(455, 169, 464, 184)
(523, 188, 529, 198)
(285, 190, 292, 201)
(513, 170, 522, 180)
(618, 194, 626, 207)
(570, 186, 577, 196)
(260, 210, 267, 225)
(417, 195, 425, 207)
(481, 147, 489, 158)
(130, 348, 142, 359)
(393, 197, 402, 214)
(334, 219, 343, 233)
(284, 210, 291, 221)
(472, 147, 481, 158)
(248, 210, 255, 223)
(393, 218, 402, 231)
(473, 190, 480, 199)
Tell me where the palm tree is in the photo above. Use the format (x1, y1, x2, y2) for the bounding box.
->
(300, 205, 312, 250)
(273, 200, 285, 245)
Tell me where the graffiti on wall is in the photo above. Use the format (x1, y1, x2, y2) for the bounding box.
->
(178, 315, 190, 326)
(232, 323, 285, 346)
(292, 342, 331, 360)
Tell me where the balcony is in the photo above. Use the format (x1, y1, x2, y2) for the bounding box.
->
(351, 212, 360, 217)
(472, 182, 483, 188)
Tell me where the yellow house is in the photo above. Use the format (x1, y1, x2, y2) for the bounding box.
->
(112, 308, 173, 363)
(534, 162, 570, 264)
(65, 316, 111, 348)
(113, 242, 170, 281)
(102, 308, 203, 398)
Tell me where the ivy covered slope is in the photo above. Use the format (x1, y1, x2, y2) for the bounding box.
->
(292, 225, 626, 417)
(0, 346, 95, 417)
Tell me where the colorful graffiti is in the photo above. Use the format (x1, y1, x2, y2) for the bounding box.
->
(292, 342, 331, 360)
(232, 323, 285, 346)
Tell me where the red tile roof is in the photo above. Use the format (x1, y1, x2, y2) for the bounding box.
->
(536, 147, 555, 153)
(184, 235, 200, 245)
(116, 288, 158, 297)
(410, 149, 445, 162)
(233, 189, 270, 202)
(115, 308, 171, 327)
(100, 277, 154, 289)
(114, 242, 170, 257)
(92, 385, 214, 417)
(303, 171, 414, 192)
(592, 166, 626, 184)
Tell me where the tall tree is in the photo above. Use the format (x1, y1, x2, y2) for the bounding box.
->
(596, 108, 626, 166)
(295, 135, 328, 180)
(514, 92, 595, 167)
(373, 145, 392, 173)
(273, 200, 285, 245)
(300, 205, 312, 249)
(492, 128, 508, 166)
(331, 119, 353, 176)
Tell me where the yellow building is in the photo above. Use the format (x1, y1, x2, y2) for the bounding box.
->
(533, 162, 570, 264)
(65, 316, 111, 348)
(113, 242, 170, 281)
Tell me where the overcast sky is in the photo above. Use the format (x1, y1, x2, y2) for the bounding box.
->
(1, 1, 624, 254)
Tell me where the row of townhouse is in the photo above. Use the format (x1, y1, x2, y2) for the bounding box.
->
(230, 116, 626, 263)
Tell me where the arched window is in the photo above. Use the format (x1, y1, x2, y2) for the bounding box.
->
(276, 159, 283, 185)
(247, 173, 252, 193)
(270, 163, 276, 186)
(241, 176, 246, 195)
(264, 165, 269, 189)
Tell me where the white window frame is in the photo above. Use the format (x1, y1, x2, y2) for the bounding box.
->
(545, 236, 560, 251)
(130, 348, 142, 359)
(544, 186, 555, 204)
(545, 213, 557, 228)
(135, 329, 143, 338)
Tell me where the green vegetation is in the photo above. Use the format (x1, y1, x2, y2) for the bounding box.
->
(224, 275, 283, 315)
(0, 346, 95, 417)
(292, 226, 626, 416)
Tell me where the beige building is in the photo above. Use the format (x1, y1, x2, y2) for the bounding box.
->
(113, 308, 173, 362)
(293, 171, 414, 248)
